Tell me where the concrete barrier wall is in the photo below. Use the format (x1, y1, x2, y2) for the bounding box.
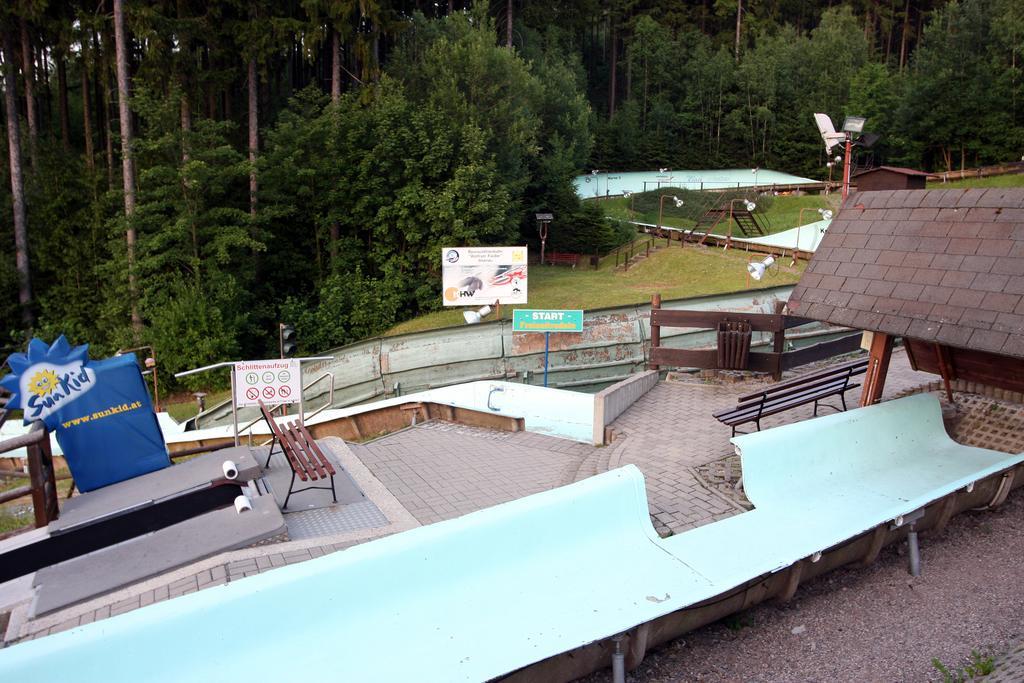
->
(592, 370, 660, 445)
(192, 285, 804, 430)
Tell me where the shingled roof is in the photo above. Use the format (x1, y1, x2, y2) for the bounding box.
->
(788, 188, 1024, 359)
(852, 165, 929, 178)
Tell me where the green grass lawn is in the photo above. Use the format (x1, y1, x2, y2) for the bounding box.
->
(601, 193, 839, 236)
(927, 173, 1024, 189)
(165, 388, 232, 422)
(387, 244, 805, 335)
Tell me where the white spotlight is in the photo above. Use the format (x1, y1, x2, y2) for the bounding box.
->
(744, 200, 757, 212)
(747, 255, 775, 281)
(818, 208, 834, 220)
(673, 196, 684, 208)
(463, 305, 493, 325)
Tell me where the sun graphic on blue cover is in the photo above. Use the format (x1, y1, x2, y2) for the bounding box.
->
(1, 336, 94, 425)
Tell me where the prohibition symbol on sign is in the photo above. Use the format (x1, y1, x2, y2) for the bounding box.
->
(262, 386, 276, 399)
(279, 385, 292, 399)
(245, 387, 259, 401)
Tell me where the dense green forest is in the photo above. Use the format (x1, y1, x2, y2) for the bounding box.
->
(1, 0, 1021, 389)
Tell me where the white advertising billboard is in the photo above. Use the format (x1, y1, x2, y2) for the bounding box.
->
(441, 246, 528, 306)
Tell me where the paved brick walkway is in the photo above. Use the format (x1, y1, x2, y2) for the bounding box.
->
(349, 421, 596, 525)
(607, 348, 934, 535)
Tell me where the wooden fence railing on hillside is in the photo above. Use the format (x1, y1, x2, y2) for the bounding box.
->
(647, 295, 863, 380)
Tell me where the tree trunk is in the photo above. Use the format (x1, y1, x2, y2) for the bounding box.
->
(99, 30, 115, 188)
(113, 0, 143, 335)
(181, 93, 191, 163)
(57, 50, 72, 153)
(506, 0, 513, 48)
(81, 47, 95, 171)
(734, 0, 742, 62)
(19, 19, 38, 169)
(40, 45, 53, 131)
(898, 0, 910, 72)
(608, 19, 617, 118)
(331, 27, 341, 103)
(3, 30, 34, 328)
(248, 57, 258, 217)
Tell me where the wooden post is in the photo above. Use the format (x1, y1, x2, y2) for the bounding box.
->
(772, 301, 786, 381)
(649, 294, 661, 371)
(26, 423, 59, 527)
(934, 343, 955, 403)
(859, 332, 894, 407)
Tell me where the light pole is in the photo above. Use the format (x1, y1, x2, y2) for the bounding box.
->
(658, 194, 684, 237)
(813, 113, 868, 202)
(536, 212, 553, 265)
(794, 207, 834, 263)
(751, 166, 759, 189)
(839, 116, 866, 201)
(591, 169, 601, 198)
(117, 345, 160, 412)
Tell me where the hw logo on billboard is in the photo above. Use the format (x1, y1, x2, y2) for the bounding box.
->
(1, 336, 96, 423)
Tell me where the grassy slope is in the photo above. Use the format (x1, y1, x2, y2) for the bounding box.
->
(387, 244, 805, 335)
(602, 193, 840, 236)
(926, 173, 1024, 189)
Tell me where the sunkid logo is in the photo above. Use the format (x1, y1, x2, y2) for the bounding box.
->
(1, 336, 97, 426)
(21, 362, 96, 420)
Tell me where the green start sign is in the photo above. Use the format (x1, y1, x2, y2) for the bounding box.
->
(512, 309, 584, 333)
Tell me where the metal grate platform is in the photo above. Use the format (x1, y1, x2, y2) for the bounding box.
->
(282, 500, 389, 540)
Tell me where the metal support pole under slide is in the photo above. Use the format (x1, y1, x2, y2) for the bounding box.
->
(543, 332, 550, 387)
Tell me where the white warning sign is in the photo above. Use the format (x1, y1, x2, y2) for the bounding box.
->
(234, 359, 301, 408)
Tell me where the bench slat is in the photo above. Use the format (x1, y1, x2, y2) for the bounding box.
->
(718, 389, 846, 423)
(735, 358, 867, 402)
(713, 358, 868, 433)
(718, 384, 860, 426)
(280, 424, 317, 481)
(295, 424, 336, 477)
(285, 421, 327, 480)
(714, 376, 854, 418)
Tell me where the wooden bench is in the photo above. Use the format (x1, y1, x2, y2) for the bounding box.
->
(259, 401, 337, 509)
(545, 252, 579, 268)
(713, 358, 868, 436)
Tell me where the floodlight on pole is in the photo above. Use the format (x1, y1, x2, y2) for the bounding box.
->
(658, 193, 683, 236)
(747, 255, 775, 281)
(815, 113, 870, 201)
(463, 305, 493, 325)
(818, 208, 834, 221)
(842, 116, 867, 133)
(744, 200, 757, 212)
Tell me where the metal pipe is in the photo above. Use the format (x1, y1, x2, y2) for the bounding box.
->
(907, 528, 921, 576)
(611, 635, 626, 683)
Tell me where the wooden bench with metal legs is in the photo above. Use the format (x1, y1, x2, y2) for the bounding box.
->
(258, 401, 337, 509)
(713, 358, 868, 436)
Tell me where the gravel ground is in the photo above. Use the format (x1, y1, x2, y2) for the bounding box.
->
(581, 489, 1024, 682)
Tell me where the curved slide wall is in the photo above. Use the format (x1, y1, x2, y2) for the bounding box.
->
(2, 395, 1022, 682)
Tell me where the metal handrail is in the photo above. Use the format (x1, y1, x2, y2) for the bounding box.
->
(302, 372, 335, 423)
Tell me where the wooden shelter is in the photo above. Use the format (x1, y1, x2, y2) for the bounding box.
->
(853, 166, 929, 192)
(788, 188, 1024, 405)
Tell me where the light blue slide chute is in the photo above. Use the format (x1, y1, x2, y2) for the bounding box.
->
(0, 394, 1020, 682)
